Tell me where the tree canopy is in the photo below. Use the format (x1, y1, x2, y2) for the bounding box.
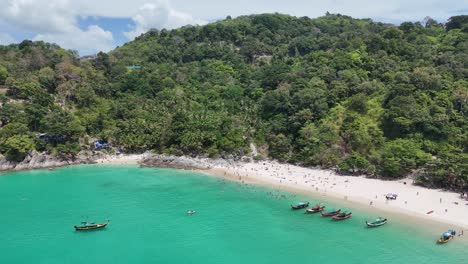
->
(0, 13, 467, 190)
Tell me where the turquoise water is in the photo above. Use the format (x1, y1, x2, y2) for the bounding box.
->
(0, 165, 465, 264)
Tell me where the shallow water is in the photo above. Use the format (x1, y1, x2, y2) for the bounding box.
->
(0, 165, 466, 263)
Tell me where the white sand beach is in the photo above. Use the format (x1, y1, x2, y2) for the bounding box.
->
(95, 154, 145, 165)
(98, 154, 468, 235)
(202, 160, 468, 233)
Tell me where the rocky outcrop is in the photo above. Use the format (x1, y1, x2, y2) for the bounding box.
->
(139, 154, 214, 170)
(0, 151, 234, 173)
(0, 151, 95, 172)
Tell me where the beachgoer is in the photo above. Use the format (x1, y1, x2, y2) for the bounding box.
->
(440, 198, 442, 203)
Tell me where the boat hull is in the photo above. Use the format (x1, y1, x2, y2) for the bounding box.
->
(437, 236, 453, 244)
(332, 213, 352, 220)
(74, 223, 108, 231)
(321, 209, 341, 217)
(436, 230, 456, 244)
(366, 219, 387, 227)
(305, 206, 325, 213)
(291, 203, 309, 210)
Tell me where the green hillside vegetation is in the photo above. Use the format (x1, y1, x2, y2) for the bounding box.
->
(0, 13, 467, 190)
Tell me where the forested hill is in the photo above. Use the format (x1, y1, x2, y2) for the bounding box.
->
(0, 14, 467, 189)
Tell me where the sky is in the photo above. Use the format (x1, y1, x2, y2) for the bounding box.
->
(0, 0, 467, 55)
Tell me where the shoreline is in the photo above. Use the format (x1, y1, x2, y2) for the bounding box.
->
(94, 154, 145, 165)
(196, 160, 468, 237)
(3, 154, 467, 239)
(136, 153, 468, 237)
(201, 167, 468, 236)
(0, 152, 145, 173)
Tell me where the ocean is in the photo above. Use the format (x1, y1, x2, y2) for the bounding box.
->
(0, 165, 465, 263)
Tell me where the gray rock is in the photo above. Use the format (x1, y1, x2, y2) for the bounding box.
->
(0, 150, 96, 172)
(139, 154, 212, 170)
(0, 154, 16, 171)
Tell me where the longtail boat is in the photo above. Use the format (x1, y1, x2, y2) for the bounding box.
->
(437, 230, 456, 244)
(332, 211, 352, 220)
(305, 204, 325, 214)
(74, 221, 109, 231)
(291, 202, 309, 210)
(321, 209, 341, 217)
(366, 217, 387, 227)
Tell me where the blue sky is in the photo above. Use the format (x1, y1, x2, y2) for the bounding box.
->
(78, 17, 133, 49)
(0, 0, 466, 55)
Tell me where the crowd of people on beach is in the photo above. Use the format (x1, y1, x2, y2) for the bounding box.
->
(211, 160, 467, 242)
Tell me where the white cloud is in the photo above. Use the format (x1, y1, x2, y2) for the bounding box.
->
(0, 0, 466, 54)
(0, 0, 115, 55)
(0, 32, 16, 45)
(34, 25, 115, 54)
(0, 0, 76, 33)
(124, 0, 207, 40)
(39, 0, 466, 22)
(0, 0, 208, 53)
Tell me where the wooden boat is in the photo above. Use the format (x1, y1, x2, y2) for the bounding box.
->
(332, 211, 352, 220)
(437, 230, 456, 244)
(437, 236, 454, 244)
(366, 217, 387, 227)
(321, 209, 341, 217)
(74, 221, 109, 231)
(291, 202, 309, 210)
(305, 205, 325, 214)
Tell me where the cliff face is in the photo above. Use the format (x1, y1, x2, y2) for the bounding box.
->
(0, 151, 94, 172)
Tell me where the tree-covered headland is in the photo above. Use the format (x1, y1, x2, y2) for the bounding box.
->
(0, 13, 467, 190)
